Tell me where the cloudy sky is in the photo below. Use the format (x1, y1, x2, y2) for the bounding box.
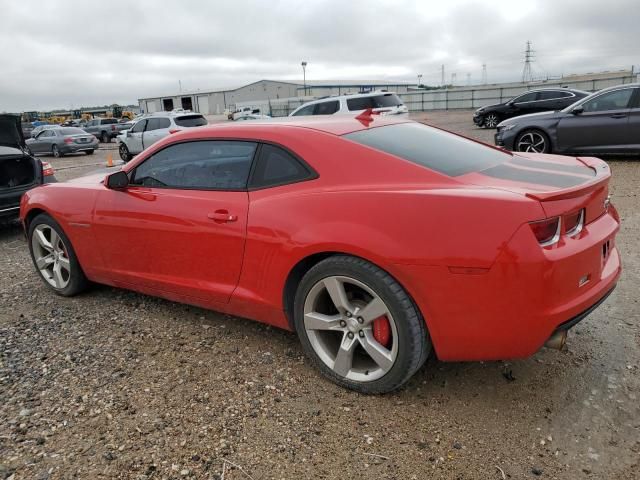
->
(0, 0, 637, 111)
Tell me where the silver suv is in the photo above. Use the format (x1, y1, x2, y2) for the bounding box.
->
(117, 112, 207, 161)
(290, 91, 408, 117)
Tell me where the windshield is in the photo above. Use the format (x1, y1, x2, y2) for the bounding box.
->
(344, 122, 510, 177)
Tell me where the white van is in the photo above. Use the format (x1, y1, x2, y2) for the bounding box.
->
(289, 91, 408, 117)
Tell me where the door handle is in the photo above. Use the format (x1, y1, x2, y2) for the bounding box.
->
(207, 210, 238, 223)
(610, 113, 627, 119)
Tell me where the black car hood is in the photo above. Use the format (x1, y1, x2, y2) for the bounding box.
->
(0, 114, 26, 149)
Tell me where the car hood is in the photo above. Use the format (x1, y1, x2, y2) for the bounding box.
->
(499, 110, 564, 126)
(0, 114, 26, 149)
(67, 167, 122, 185)
(475, 103, 504, 112)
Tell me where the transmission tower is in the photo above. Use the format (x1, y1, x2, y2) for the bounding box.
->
(521, 40, 535, 83)
(482, 64, 487, 84)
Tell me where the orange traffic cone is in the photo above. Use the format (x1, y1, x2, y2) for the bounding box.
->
(106, 153, 113, 168)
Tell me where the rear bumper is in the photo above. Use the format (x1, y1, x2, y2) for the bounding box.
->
(60, 142, 99, 153)
(392, 209, 621, 361)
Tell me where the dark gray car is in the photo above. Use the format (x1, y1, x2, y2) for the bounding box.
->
(495, 83, 640, 154)
(26, 127, 99, 158)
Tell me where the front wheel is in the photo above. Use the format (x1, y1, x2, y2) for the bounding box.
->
(28, 213, 88, 296)
(515, 129, 551, 153)
(52, 144, 63, 158)
(294, 255, 430, 394)
(119, 143, 132, 162)
(483, 113, 500, 128)
(101, 132, 110, 143)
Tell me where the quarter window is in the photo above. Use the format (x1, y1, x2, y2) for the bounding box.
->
(315, 101, 340, 115)
(249, 144, 315, 189)
(131, 140, 257, 190)
(582, 89, 634, 113)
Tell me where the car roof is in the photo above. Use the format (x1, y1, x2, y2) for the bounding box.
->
(198, 114, 411, 136)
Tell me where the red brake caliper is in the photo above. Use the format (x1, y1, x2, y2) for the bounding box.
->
(373, 315, 391, 348)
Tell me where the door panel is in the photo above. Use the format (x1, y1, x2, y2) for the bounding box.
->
(92, 187, 249, 303)
(557, 110, 630, 153)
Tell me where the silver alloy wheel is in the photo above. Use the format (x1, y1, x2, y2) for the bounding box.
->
(517, 131, 547, 153)
(52, 145, 60, 158)
(484, 113, 499, 128)
(303, 275, 398, 382)
(31, 224, 71, 289)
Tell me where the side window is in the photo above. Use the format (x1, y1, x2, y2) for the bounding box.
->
(292, 104, 316, 116)
(146, 118, 170, 131)
(249, 144, 315, 189)
(315, 100, 339, 115)
(513, 92, 538, 103)
(347, 97, 374, 111)
(131, 120, 146, 133)
(582, 89, 634, 113)
(538, 91, 564, 100)
(131, 141, 257, 190)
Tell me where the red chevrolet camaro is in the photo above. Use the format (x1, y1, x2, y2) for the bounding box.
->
(20, 114, 621, 393)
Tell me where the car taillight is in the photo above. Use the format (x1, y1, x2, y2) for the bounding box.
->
(529, 217, 561, 247)
(111, 125, 116, 131)
(168, 129, 180, 134)
(41, 161, 54, 176)
(564, 209, 584, 237)
(63, 136, 73, 144)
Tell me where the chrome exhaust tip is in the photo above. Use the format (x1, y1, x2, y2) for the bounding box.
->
(545, 330, 567, 350)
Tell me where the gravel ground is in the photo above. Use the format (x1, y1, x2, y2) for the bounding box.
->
(1, 113, 639, 479)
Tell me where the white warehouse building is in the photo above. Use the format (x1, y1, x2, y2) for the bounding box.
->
(138, 79, 415, 115)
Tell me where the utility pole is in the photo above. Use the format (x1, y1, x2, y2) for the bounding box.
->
(441, 65, 445, 86)
(417, 74, 423, 87)
(301, 61, 307, 96)
(451, 73, 456, 85)
(178, 80, 182, 92)
(466, 73, 471, 86)
(482, 64, 487, 84)
(522, 40, 534, 83)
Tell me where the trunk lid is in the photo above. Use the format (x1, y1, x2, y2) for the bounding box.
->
(460, 153, 611, 223)
(0, 114, 26, 149)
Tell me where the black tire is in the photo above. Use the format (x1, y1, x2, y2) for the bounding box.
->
(293, 255, 430, 394)
(515, 129, 551, 154)
(28, 213, 89, 296)
(85, 149, 94, 155)
(119, 143, 132, 162)
(52, 144, 63, 158)
(101, 132, 110, 143)
(483, 112, 500, 129)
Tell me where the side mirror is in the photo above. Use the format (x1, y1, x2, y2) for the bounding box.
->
(571, 105, 584, 115)
(105, 170, 129, 189)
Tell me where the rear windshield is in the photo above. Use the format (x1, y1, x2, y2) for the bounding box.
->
(174, 115, 207, 128)
(60, 128, 86, 135)
(344, 122, 510, 177)
(347, 94, 403, 111)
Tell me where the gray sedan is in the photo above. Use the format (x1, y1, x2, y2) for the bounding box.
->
(495, 83, 640, 155)
(26, 127, 99, 157)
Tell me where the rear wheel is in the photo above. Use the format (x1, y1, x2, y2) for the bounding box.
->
(483, 113, 500, 128)
(119, 143, 132, 162)
(294, 255, 430, 394)
(101, 132, 110, 143)
(515, 129, 550, 153)
(28, 214, 88, 296)
(52, 145, 63, 158)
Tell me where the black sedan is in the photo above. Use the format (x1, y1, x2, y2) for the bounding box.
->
(473, 88, 589, 128)
(494, 83, 640, 154)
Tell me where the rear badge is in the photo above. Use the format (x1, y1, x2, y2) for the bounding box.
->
(578, 274, 591, 287)
(603, 195, 611, 211)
